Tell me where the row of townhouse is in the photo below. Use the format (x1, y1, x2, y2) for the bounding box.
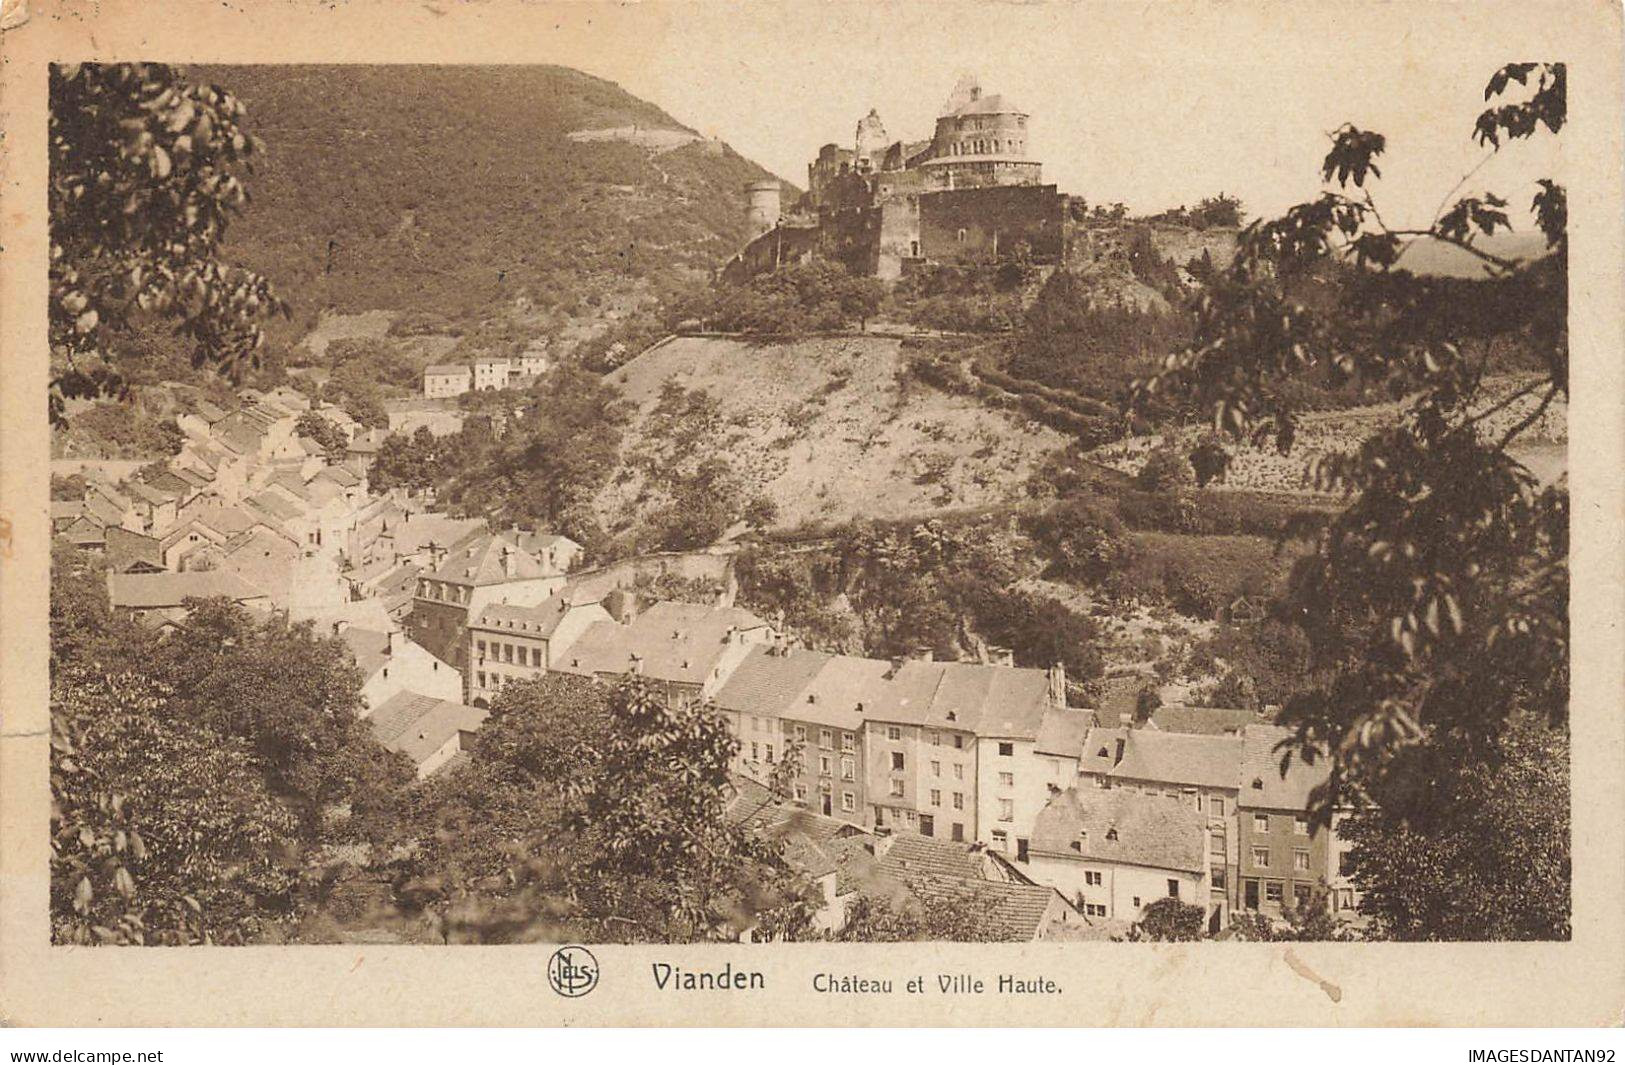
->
(422, 350, 550, 399)
(1017, 718, 1357, 931)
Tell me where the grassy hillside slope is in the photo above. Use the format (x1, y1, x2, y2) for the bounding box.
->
(198, 64, 792, 333)
(595, 334, 1069, 532)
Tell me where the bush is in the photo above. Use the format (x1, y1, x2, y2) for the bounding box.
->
(1136, 442, 1195, 493)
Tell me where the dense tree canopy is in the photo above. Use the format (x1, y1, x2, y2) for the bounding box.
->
(49, 63, 288, 424)
(1130, 63, 1570, 939)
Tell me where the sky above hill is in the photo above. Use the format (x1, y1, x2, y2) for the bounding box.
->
(527, 1, 1565, 231)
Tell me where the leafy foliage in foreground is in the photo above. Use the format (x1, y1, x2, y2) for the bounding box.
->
(1129, 64, 1570, 939)
(49, 63, 288, 424)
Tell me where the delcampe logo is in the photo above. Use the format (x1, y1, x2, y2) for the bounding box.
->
(547, 945, 600, 998)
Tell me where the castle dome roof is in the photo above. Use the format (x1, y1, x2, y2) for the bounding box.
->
(948, 92, 1025, 117)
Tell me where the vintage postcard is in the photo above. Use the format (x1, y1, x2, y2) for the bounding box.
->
(0, 0, 1621, 1027)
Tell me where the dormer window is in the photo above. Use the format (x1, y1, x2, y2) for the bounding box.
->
(1252, 778, 1264, 790)
(1106, 828, 1119, 842)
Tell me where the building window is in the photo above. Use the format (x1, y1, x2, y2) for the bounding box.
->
(765, 744, 775, 763)
(1339, 852, 1357, 877)
(476, 640, 487, 656)
(951, 823, 964, 842)
(477, 671, 487, 688)
(953, 763, 964, 781)
(1293, 849, 1310, 872)
(794, 784, 807, 801)
(992, 830, 1009, 852)
(841, 732, 855, 752)
(820, 729, 833, 749)
(926, 731, 938, 746)
(1085, 871, 1102, 887)
(1252, 847, 1270, 868)
(891, 752, 904, 772)
(794, 725, 806, 742)
(1212, 867, 1227, 891)
(1244, 880, 1260, 909)
(887, 726, 902, 741)
(819, 755, 831, 776)
(930, 789, 942, 806)
(841, 792, 855, 812)
(1253, 813, 1270, 833)
(1293, 884, 1312, 910)
(890, 780, 905, 798)
(1086, 904, 1107, 918)
(841, 757, 854, 781)
(1295, 814, 1310, 835)
(1211, 797, 1226, 817)
(931, 760, 942, 777)
(998, 772, 1014, 787)
(952, 792, 964, 810)
(998, 799, 1014, 822)
(1266, 881, 1284, 905)
(1167, 879, 1181, 898)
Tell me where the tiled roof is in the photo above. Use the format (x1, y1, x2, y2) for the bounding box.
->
(314, 464, 361, 488)
(428, 532, 550, 587)
(248, 491, 306, 522)
(873, 835, 1066, 941)
(863, 659, 1053, 737)
(1034, 707, 1096, 758)
(340, 627, 400, 680)
(713, 647, 835, 724)
(170, 466, 210, 489)
(105, 527, 163, 573)
(83, 495, 129, 529)
(194, 400, 229, 424)
(1111, 728, 1244, 791)
(1030, 787, 1207, 874)
(470, 590, 604, 639)
(876, 832, 987, 882)
(1239, 724, 1328, 811)
(370, 691, 488, 772)
(552, 601, 768, 686)
(51, 501, 85, 524)
(424, 364, 469, 377)
(108, 570, 266, 609)
(1144, 704, 1260, 736)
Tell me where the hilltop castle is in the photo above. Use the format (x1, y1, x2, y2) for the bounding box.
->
(725, 75, 1066, 283)
(724, 75, 1240, 290)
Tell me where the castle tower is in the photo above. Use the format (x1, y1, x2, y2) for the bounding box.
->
(854, 108, 889, 174)
(744, 180, 782, 240)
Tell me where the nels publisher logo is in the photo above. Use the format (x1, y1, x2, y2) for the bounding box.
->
(548, 945, 599, 998)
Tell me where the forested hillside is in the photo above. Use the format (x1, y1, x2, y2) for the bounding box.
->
(199, 65, 792, 335)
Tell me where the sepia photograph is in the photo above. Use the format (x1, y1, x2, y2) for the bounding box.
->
(2, 0, 1622, 1032)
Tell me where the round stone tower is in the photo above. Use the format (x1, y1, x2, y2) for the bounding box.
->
(745, 180, 782, 240)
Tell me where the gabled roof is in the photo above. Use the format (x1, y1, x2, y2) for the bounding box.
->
(1034, 706, 1096, 758)
(1030, 787, 1207, 874)
(370, 691, 488, 771)
(313, 464, 361, 488)
(193, 400, 229, 424)
(428, 532, 550, 587)
(105, 526, 163, 574)
(59, 518, 106, 546)
(108, 570, 267, 609)
(340, 626, 401, 680)
(1106, 728, 1245, 792)
(424, 364, 470, 377)
(50, 500, 85, 524)
(786, 653, 891, 729)
(1142, 704, 1260, 736)
(470, 589, 605, 639)
(295, 435, 326, 456)
(82, 494, 130, 529)
(347, 429, 390, 454)
(123, 479, 172, 506)
(269, 469, 312, 501)
(1239, 724, 1328, 811)
(247, 491, 306, 523)
(874, 833, 1069, 941)
(552, 600, 769, 687)
(948, 92, 1025, 117)
(171, 466, 211, 490)
(714, 645, 834, 720)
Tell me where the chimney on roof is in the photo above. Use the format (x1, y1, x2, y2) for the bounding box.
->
(1047, 662, 1067, 708)
(911, 645, 934, 663)
(886, 656, 904, 679)
(332, 620, 349, 635)
(501, 544, 515, 578)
